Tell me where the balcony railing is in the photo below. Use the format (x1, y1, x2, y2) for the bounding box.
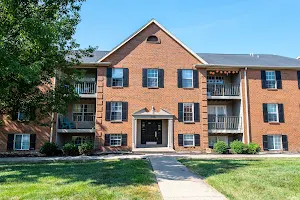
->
(208, 116, 242, 131)
(58, 115, 95, 129)
(74, 81, 96, 94)
(207, 84, 240, 96)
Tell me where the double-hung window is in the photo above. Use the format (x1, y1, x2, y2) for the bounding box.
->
(267, 135, 281, 150)
(14, 134, 30, 150)
(183, 134, 195, 146)
(182, 70, 193, 88)
(110, 134, 122, 146)
(147, 69, 158, 87)
(183, 103, 194, 122)
(112, 68, 123, 87)
(267, 104, 278, 122)
(73, 104, 95, 122)
(266, 71, 276, 89)
(111, 102, 122, 121)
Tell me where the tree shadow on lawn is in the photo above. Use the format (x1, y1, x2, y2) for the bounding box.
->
(179, 159, 261, 179)
(0, 159, 156, 187)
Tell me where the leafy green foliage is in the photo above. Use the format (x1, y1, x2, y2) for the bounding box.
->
(213, 141, 228, 154)
(247, 143, 260, 154)
(230, 140, 248, 154)
(78, 142, 94, 155)
(62, 143, 78, 156)
(0, 0, 95, 117)
(39, 142, 59, 156)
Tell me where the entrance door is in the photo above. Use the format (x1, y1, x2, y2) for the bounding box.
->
(208, 106, 227, 129)
(141, 120, 162, 145)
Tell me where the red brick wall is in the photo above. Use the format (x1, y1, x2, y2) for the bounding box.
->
(95, 23, 207, 151)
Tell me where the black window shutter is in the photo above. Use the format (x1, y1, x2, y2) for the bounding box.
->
(158, 69, 164, 88)
(123, 68, 129, 87)
(104, 134, 110, 146)
(178, 134, 183, 146)
(278, 104, 284, 123)
(263, 135, 268, 150)
(194, 103, 200, 122)
(7, 134, 14, 150)
(194, 134, 200, 146)
(121, 134, 127, 146)
(122, 102, 128, 121)
(177, 69, 182, 88)
(105, 102, 111, 121)
(282, 135, 288, 151)
(106, 68, 112, 87)
(11, 111, 18, 121)
(29, 107, 36, 121)
(275, 71, 282, 89)
(178, 103, 183, 122)
(297, 71, 300, 89)
(142, 69, 147, 87)
(263, 103, 268, 122)
(261, 70, 267, 89)
(30, 134, 36, 150)
(193, 70, 199, 88)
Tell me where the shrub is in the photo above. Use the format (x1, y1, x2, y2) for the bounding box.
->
(247, 143, 260, 154)
(214, 141, 228, 154)
(62, 143, 78, 156)
(39, 142, 59, 156)
(78, 143, 94, 155)
(230, 140, 248, 154)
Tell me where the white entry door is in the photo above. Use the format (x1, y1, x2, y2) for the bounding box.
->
(208, 106, 227, 129)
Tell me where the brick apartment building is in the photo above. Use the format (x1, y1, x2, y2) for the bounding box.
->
(1, 19, 300, 153)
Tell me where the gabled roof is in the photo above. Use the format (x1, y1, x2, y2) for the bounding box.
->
(97, 19, 207, 64)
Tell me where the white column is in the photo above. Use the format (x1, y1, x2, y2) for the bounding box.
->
(132, 117, 136, 149)
(168, 119, 174, 149)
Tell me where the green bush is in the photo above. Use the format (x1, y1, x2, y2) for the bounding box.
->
(214, 141, 228, 154)
(230, 140, 248, 154)
(247, 143, 260, 154)
(39, 142, 59, 156)
(62, 143, 78, 156)
(78, 143, 94, 155)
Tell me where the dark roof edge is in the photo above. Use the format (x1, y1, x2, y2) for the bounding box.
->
(195, 64, 300, 69)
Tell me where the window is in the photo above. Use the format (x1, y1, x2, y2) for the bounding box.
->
(183, 103, 194, 122)
(17, 111, 29, 121)
(209, 136, 228, 147)
(110, 134, 122, 146)
(146, 35, 160, 43)
(14, 134, 30, 150)
(207, 76, 224, 84)
(267, 104, 278, 122)
(147, 69, 158, 87)
(73, 104, 95, 122)
(112, 68, 123, 87)
(266, 71, 276, 89)
(267, 135, 281, 150)
(182, 70, 193, 88)
(183, 134, 194, 146)
(111, 102, 122, 121)
(72, 136, 92, 147)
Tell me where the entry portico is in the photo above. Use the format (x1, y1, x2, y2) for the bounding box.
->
(132, 107, 174, 151)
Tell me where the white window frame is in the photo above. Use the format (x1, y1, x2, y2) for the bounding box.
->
(110, 102, 122, 122)
(265, 70, 277, 89)
(112, 68, 124, 87)
(72, 104, 95, 122)
(110, 134, 122, 146)
(182, 69, 193, 88)
(14, 134, 30, 150)
(267, 135, 282, 150)
(183, 103, 194, 122)
(147, 69, 158, 88)
(183, 134, 195, 147)
(267, 104, 279, 122)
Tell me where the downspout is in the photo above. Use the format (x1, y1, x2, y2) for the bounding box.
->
(244, 67, 250, 144)
(49, 71, 57, 143)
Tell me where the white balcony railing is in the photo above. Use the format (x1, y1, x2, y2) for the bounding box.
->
(58, 115, 95, 129)
(207, 84, 240, 96)
(74, 81, 96, 94)
(208, 116, 242, 131)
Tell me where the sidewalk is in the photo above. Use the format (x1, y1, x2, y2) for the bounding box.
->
(150, 156, 227, 200)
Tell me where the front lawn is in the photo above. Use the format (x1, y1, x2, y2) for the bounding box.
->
(0, 159, 161, 200)
(179, 158, 300, 200)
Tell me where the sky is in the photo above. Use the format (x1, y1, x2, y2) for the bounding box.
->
(74, 0, 300, 58)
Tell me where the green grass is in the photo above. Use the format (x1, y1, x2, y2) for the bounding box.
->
(179, 158, 300, 200)
(0, 159, 161, 200)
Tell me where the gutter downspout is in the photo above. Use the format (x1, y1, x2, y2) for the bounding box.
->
(244, 67, 250, 144)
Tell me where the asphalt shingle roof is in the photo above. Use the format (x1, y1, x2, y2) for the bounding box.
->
(80, 51, 109, 63)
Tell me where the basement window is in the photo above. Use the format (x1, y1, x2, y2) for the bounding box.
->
(146, 35, 160, 44)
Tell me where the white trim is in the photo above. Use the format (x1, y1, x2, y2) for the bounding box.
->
(110, 102, 123, 122)
(267, 135, 282, 150)
(267, 104, 279, 123)
(183, 134, 195, 147)
(265, 70, 277, 89)
(183, 103, 194, 122)
(147, 68, 159, 88)
(14, 134, 30, 150)
(244, 68, 250, 144)
(97, 19, 208, 64)
(110, 134, 122, 147)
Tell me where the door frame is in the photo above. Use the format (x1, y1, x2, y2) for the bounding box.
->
(141, 120, 162, 145)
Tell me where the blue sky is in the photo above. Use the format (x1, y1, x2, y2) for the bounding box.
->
(74, 0, 300, 58)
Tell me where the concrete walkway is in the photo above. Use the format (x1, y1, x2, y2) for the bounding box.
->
(149, 156, 227, 200)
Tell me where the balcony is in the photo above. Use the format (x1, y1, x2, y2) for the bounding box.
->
(208, 116, 242, 133)
(74, 81, 96, 98)
(57, 115, 95, 133)
(207, 84, 240, 99)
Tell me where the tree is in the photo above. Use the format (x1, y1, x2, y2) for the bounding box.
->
(0, 0, 95, 118)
